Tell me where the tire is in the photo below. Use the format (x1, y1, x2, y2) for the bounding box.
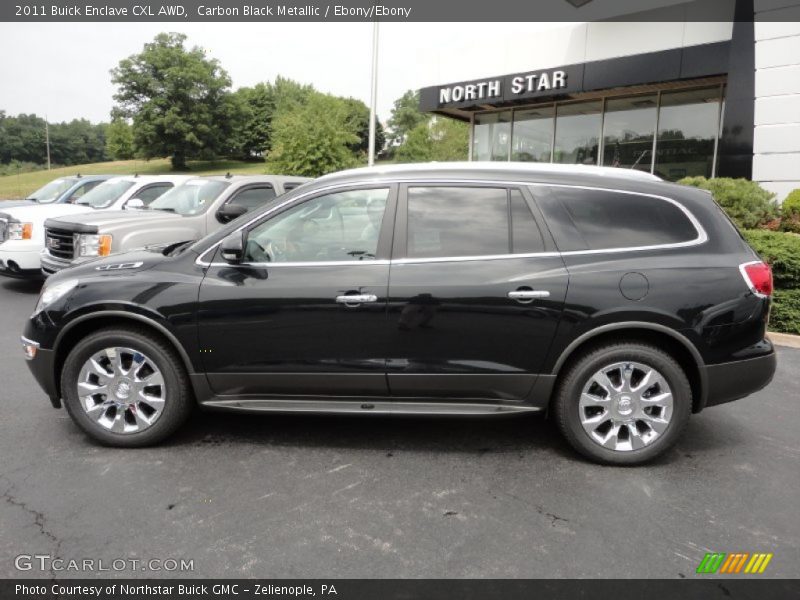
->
(60, 327, 193, 447)
(553, 342, 691, 465)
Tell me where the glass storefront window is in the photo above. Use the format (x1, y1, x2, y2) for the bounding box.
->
(553, 101, 601, 165)
(655, 87, 722, 181)
(512, 107, 554, 162)
(601, 95, 657, 172)
(473, 112, 511, 161)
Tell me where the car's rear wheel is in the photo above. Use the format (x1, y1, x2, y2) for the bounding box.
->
(60, 327, 192, 446)
(553, 342, 691, 465)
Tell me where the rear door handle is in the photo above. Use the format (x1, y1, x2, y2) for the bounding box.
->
(336, 294, 378, 305)
(508, 290, 550, 302)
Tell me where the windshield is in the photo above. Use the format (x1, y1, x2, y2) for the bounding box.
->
(78, 180, 136, 209)
(27, 178, 75, 203)
(149, 179, 230, 215)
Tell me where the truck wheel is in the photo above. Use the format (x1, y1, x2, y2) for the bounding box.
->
(60, 327, 192, 447)
(553, 342, 691, 465)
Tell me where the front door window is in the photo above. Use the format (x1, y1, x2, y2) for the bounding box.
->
(244, 188, 390, 263)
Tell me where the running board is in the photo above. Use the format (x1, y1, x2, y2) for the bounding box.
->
(202, 399, 542, 416)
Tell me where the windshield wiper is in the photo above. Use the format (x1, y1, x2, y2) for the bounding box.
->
(151, 207, 176, 213)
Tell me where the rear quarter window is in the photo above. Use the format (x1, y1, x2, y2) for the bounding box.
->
(548, 187, 699, 251)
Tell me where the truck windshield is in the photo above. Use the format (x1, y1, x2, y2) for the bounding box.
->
(78, 180, 136, 209)
(148, 179, 230, 215)
(27, 178, 75, 203)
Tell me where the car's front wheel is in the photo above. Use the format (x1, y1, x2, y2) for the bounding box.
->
(553, 342, 691, 465)
(60, 327, 192, 446)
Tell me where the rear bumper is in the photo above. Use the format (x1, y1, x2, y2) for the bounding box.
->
(703, 348, 777, 409)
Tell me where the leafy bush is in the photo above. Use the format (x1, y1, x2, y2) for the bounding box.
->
(679, 176, 778, 230)
(742, 229, 800, 290)
(780, 188, 800, 234)
(770, 289, 800, 335)
(742, 229, 800, 334)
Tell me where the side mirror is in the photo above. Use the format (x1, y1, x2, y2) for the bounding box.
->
(217, 204, 248, 223)
(220, 231, 245, 264)
(126, 198, 145, 210)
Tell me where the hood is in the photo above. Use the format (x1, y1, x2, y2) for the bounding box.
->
(0, 202, 99, 226)
(45, 245, 179, 284)
(44, 209, 180, 232)
(0, 200, 36, 209)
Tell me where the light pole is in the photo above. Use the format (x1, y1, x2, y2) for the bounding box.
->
(45, 115, 51, 170)
(367, 21, 379, 167)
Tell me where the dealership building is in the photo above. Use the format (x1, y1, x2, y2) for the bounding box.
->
(418, 0, 800, 200)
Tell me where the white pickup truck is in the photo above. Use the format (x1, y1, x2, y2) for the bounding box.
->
(0, 175, 190, 279)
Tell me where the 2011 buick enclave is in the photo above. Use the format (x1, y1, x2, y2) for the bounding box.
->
(21, 163, 777, 464)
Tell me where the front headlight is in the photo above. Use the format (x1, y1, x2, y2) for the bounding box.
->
(33, 279, 79, 316)
(8, 222, 33, 240)
(78, 234, 112, 257)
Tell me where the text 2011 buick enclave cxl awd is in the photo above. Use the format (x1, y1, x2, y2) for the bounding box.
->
(21, 163, 777, 464)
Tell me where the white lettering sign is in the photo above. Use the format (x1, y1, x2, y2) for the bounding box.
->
(439, 70, 568, 105)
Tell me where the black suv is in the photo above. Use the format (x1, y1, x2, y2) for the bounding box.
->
(21, 163, 777, 464)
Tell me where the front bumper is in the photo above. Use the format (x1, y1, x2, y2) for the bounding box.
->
(21, 336, 60, 408)
(703, 347, 777, 408)
(40, 252, 75, 276)
(0, 245, 45, 279)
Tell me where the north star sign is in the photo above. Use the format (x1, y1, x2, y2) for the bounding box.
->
(437, 70, 568, 106)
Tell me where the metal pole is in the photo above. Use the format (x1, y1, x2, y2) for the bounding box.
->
(367, 21, 379, 167)
(45, 115, 51, 170)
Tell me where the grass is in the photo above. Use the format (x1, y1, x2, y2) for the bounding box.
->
(0, 158, 270, 200)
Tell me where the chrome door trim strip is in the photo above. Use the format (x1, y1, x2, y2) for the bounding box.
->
(195, 178, 708, 268)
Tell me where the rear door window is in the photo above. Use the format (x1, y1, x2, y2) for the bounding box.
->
(551, 187, 699, 250)
(405, 186, 544, 259)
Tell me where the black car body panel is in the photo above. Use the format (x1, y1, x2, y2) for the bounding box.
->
(23, 164, 776, 422)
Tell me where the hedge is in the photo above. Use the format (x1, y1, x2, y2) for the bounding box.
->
(742, 229, 800, 335)
(679, 176, 778, 229)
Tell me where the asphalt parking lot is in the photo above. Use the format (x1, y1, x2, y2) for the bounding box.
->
(0, 276, 798, 580)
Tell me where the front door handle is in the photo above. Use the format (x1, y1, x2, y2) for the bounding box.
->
(336, 294, 378, 306)
(508, 289, 550, 303)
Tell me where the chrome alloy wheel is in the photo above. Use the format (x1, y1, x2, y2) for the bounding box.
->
(578, 361, 673, 452)
(76, 347, 166, 434)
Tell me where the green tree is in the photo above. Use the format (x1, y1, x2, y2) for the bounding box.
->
(341, 97, 385, 156)
(267, 93, 359, 177)
(110, 32, 238, 170)
(105, 119, 135, 160)
(271, 75, 315, 115)
(395, 117, 469, 163)
(387, 90, 428, 145)
(231, 83, 276, 159)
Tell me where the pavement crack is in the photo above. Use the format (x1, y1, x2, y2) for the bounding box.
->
(1, 485, 63, 580)
(502, 491, 570, 527)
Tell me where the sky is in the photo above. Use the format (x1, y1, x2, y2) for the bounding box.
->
(0, 22, 560, 126)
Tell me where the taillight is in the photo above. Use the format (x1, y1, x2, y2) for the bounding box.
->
(740, 261, 773, 297)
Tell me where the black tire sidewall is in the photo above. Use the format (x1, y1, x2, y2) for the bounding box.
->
(556, 344, 691, 465)
(61, 329, 190, 447)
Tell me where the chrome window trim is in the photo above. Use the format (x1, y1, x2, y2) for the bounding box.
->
(195, 178, 707, 268)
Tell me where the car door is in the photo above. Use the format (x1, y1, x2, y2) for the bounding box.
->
(196, 184, 398, 398)
(385, 183, 569, 401)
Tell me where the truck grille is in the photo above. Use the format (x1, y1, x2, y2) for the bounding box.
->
(0, 217, 7, 243)
(45, 227, 76, 260)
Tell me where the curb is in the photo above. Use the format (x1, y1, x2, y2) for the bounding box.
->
(768, 331, 800, 349)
